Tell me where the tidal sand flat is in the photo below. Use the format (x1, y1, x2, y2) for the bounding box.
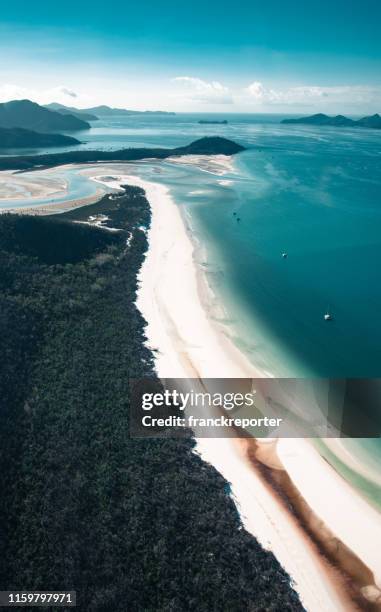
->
(0, 165, 110, 213)
(0, 169, 68, 201)
(165, 154, 235, 175)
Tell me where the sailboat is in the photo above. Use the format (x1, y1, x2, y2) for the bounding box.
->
(324, 306, 333, 321)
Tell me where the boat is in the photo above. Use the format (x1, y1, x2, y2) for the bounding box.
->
(198, 119, 228, 125)
(282, 252, 288, 258)
(324, 309, 333, 321)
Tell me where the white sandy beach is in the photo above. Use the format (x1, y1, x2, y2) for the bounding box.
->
(123, 168, 381, 611)
(1, 161, 381, 610)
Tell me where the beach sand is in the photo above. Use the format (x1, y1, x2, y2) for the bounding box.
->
(1, 161, 381, 610)
(126, 169, 381, 611)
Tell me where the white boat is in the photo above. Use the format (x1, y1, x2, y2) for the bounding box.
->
(324, 311, 332, 321)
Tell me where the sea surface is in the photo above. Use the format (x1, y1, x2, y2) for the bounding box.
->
(1, 112, 380, 507)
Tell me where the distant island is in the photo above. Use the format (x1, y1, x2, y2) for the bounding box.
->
(282, 112, 381, 129)
(0, 136, 245, 171)
(198, 120, 228, 125)
(45, 103, 99, 122)
(0, 127, 80, 148)
(65, 104, 176, 118)
(0, 100, 90, 132)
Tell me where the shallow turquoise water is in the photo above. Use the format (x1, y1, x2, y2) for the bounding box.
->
(121, 123, 381, 379)
(198, 144, 381, 378)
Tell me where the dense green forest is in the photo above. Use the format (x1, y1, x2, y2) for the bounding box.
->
(0, 127, 80, 148)
(0, 136, 245, 171)
(0, 188, 303, 611)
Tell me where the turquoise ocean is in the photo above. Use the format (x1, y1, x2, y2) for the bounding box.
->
(1, 113, 380, 507)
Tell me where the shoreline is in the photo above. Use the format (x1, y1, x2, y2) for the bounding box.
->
(94, 171, 260, 378)
(124, 168, 381, 611)
(0, 188, 105, 216)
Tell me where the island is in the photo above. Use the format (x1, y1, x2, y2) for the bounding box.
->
(198, 119, 228, 124)
(0, 127, 81, 148)
(0, 136, 245, 171)
(356, 113, 381, 129)
(80, 104, 176, 117)
(0, 186, 302, 611)
(282, 112, 381, 129)
(0, 99, 90, 132)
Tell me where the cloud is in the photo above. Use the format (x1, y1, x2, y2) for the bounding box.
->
(173, 76, 233, 104)
(0, 83, 79, 104)
(245, 82, 381, 107)
(246, 82, 331, 104)
(52, 86, 77, 98)
(246, 81, 269, 100)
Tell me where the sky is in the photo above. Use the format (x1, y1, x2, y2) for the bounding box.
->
(1, 0, 381, 113)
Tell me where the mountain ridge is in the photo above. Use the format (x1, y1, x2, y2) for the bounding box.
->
(0, 100, 90, 132)
(45, 103, 98, 122)
(82, 104, 176, 116)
